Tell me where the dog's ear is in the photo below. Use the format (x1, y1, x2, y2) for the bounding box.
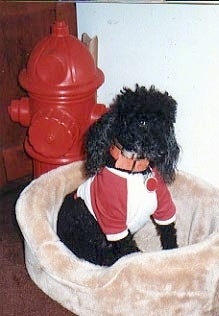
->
(85, 111, 117, 176)
(153, 126, 180, 184)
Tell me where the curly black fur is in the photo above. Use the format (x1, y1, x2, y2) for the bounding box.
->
(57, 84, 179, 266)
(57, 194, 140, 266)
(157, 222, 178, 249)
(85, 85, 180, 184)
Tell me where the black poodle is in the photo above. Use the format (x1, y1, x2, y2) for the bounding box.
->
(57, 85, 180, 266)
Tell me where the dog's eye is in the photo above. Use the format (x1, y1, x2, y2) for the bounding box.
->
(138, 119, 147, 127)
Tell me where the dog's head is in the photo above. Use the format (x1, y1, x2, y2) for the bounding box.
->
(85, 85, 180, 184)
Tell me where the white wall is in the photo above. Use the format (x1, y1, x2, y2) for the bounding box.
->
(77, 3, 219, 188)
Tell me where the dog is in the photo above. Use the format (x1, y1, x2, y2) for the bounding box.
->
(57, 84, 180, 266)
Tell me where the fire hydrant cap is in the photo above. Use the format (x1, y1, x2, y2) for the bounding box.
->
(28, 108, 79, 158)
(19, 21, 104, 97)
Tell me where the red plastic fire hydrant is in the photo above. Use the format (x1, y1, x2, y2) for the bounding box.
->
(8, 21, 106, 177)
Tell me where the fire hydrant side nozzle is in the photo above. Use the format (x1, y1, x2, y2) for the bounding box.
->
(8, 21, 106, 177)
(8, 97, 31, 127)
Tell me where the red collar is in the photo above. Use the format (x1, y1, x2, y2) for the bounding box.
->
(109, 142, 149, 173)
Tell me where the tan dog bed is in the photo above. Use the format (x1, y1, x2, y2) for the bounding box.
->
(16, 161, 219, 316)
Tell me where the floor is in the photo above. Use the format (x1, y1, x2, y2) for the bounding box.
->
(1, 183, 76, 316)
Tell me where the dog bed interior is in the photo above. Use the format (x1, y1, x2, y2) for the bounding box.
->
(16, 160, 219, 316)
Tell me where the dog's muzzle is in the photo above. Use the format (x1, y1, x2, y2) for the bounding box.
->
(110, 141, 149, 173)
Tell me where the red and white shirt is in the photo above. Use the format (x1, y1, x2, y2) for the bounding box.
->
(77, 167, 176, 241)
